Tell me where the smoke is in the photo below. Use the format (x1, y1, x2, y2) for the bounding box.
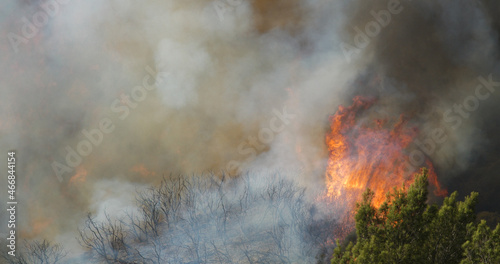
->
(0, 0, 347, 258)
(340, 0, 500, 206)
(75, 173, 337, 263)
(1, 0, 500, 260)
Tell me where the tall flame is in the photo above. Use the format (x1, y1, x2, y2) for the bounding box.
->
(325, 96, 447, 209)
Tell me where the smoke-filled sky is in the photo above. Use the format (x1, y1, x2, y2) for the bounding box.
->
(1, 0, 500, 260)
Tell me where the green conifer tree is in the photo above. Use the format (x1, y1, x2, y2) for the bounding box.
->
(332, 168, 499, 264)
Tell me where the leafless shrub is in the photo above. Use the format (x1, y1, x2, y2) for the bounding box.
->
(2, 239, 67, 264)
(79, 173, 336, 263)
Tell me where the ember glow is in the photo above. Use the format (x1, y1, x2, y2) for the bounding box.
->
(325, 96, 448, 209)
(68, 166, 88, 186)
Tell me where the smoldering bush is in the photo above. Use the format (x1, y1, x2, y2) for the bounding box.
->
(79, 173, 336, 263)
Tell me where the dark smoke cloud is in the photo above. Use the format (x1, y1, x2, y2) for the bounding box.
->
(342, 0, 500, 208)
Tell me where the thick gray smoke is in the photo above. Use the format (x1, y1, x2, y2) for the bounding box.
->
(0, 0, 348, 259)
(1, 0, 500, 261)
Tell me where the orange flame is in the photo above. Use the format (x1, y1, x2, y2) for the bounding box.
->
(69, 166, 87, 186)
(21, 217, 53, 239)
(325, 96, 447, 210)
(131, 164, 157, 178)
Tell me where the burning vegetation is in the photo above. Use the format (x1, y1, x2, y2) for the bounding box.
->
(325, 96, 447, 210)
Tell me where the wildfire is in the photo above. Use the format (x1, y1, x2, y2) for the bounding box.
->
(69, 166, 88, 186)
(325, 96, 447, 210)
(131, 164, 157, 178)
(21, 217, 53, 239)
